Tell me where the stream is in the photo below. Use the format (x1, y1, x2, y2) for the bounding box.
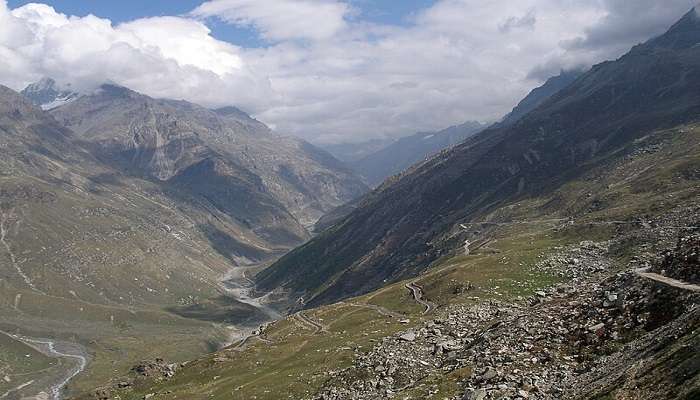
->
(219, 265, 283, 347)
(0, 331, 88, 400)
(0, 266, 281, 400)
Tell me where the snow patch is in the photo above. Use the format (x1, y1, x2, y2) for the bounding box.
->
(40, 94, 78, 110)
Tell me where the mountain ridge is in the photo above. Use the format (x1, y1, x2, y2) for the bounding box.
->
(257, 7, 700, 307)
(347, 121, 485, 187)
(1, 78, 366, 396)
(47, 83, 368, 230)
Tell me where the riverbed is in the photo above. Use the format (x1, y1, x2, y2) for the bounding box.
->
(0, 331, 89, 400)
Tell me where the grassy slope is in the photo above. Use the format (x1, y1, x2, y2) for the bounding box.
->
(99, 123, 700, 400)
(93, 226, 574, 400)
(0, 172, 261, 395)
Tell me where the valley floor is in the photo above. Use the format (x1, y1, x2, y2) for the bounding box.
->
(11, 125, 700, 400)
(0, 260, 282, 400)
(0, 331, 87, 400)
(77, 202, 700, 400)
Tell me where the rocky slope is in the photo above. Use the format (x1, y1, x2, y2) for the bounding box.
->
(75, 199, 700, 400)
(257, 8, 700, 308)
(315, 223, 700, 400)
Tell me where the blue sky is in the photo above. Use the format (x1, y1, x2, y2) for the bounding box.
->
(7, 0, 437, 47)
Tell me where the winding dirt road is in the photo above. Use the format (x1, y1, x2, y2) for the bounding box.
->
(293, 312, 327, 334)
(635, 268, 700, 292)
(232, 331, 273, 352)
(405, 282, 435, 314)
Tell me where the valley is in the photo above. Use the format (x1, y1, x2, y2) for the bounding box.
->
(0, 79, 366, 399)
(66, 9, 700, 399)
(1, 3, 699, 400)
(82, 188, 700, 400)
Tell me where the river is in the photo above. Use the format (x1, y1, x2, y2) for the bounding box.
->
(0, 331, 88, 400)
(0, 266, 281, 400)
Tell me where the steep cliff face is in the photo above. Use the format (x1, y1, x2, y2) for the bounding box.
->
(257, 9, 700, 307)
(49, 85, 368, 231)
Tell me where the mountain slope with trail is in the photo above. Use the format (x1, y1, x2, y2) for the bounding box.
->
(257, 8, 700, 308)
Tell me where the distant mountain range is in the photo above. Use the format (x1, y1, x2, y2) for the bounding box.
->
(321, 138, 394, 164)
(49, 83, 367, 230)
(258, 8, 700, 307)
(346, 121, 486, 187)
(314, 68, 584, 231)
(323, 70, 583, 188)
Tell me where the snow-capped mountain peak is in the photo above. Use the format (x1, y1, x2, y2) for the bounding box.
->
(21, 77, 80, 110)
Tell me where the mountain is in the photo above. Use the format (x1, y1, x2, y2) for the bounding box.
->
(257, 8, 700, 307)
(20, 77, 80, 110)
(498, 69, 583, 127)
(0, 84, 279, 395)
(349, 121, 485, 187)
(315, 69, 582, 226)
(2, 80, 367, 396)
(321, 138, 394, 163)
(322, 70, 582, 189)
(48, 84, 368, 230)
(0, 84, 242, 306)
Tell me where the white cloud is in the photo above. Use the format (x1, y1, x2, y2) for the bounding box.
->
(0, 1, 273, 112)
(0, 0, 697, 144)
(119, 17, 243, 76)
(192, 0, 350, 41)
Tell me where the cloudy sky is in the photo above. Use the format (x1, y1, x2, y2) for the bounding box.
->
(0, 0, 697, 143)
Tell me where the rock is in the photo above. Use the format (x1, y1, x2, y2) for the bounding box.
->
(131, 358, 177, 379)
(480, 368, 498, 381)
(399, 331, 416, 342)
(463, 388, 487, 400)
